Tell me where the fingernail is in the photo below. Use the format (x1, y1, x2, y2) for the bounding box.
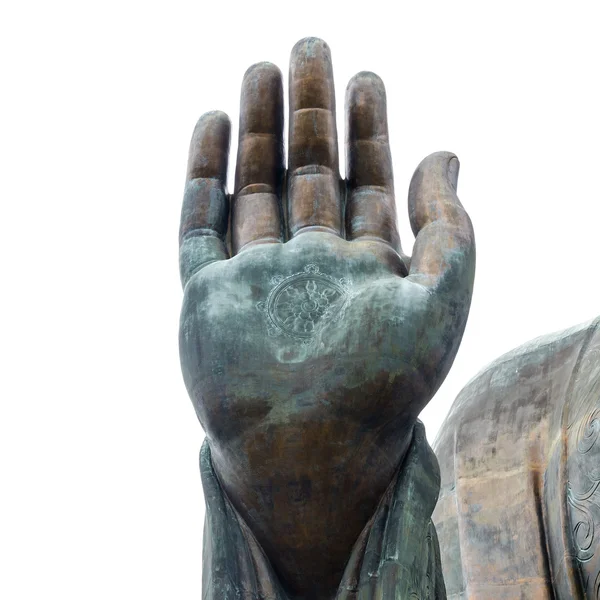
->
(448, 156, 460, 191)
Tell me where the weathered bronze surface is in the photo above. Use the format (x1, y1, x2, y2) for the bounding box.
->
(433, 316, 600, 599)
(179, 37, 475, 599)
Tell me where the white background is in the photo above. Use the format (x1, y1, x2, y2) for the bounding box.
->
(2, 0, 599, 597)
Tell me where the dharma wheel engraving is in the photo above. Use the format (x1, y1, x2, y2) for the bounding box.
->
(256, 264, 353, 339)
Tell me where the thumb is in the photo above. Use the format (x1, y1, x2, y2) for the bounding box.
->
(407, 151, 475, 293)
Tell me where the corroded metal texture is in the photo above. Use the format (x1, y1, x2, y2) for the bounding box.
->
(179, 37, 475, 598)
(201, 421, 444, 599)
(433, 316, 600, 599)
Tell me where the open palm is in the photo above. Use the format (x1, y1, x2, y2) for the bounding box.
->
(178, 38, 475, 599)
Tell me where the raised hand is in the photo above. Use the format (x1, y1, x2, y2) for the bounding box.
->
(179, 37, 474, 599)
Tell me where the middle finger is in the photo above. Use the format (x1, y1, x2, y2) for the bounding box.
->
(287, 37, 342, 238)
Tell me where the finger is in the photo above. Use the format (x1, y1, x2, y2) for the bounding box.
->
(179, 111, 230, 287)
(407, 152, 475, 292)
(232, 62, 284, 254)
(287, 37, 342, 237)
(345, 72, 400, 251)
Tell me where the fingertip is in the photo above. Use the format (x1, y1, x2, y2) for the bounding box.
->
(239, 60, 284, 134)
(241, 62, 283, 108)
(193, 110, 230, 131)
(242, 61, 282, 83)
(415, 150, 457, 168)
(191, 111, 231, 150)
(291, 36, 331, 59)
(408, 151, 463, 236)
(448, 156, 460, 191)
(188, 111, 231, 181)
(346, 70, 385, 93)
(346, 71, 388, 142)
(289, 37, 333, 85)
(412, 151, 459, 188)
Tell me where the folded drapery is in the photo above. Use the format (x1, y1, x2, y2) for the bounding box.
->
(200, 420, 446, 599)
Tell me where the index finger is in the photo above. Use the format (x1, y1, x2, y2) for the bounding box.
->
(345, 71, 400, 250)
(407, 152, 475, 294)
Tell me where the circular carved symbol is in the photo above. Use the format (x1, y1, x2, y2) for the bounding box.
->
(256, 264, 353, 339)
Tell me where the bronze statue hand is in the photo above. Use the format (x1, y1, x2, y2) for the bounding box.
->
(179, 38, 474, 599)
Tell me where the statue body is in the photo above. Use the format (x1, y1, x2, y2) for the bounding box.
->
(433, 316, 600, 599)
(179, 38, 474, 598)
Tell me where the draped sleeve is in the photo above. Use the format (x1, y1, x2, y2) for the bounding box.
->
(200, 420, 446, 599)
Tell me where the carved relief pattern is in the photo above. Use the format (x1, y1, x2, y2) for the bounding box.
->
(566, 343, 600, 597)
(256, 264, 353, 340)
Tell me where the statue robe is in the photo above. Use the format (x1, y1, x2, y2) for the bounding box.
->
(200, 420, 446, 599)
(433, 316, 600, 599)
